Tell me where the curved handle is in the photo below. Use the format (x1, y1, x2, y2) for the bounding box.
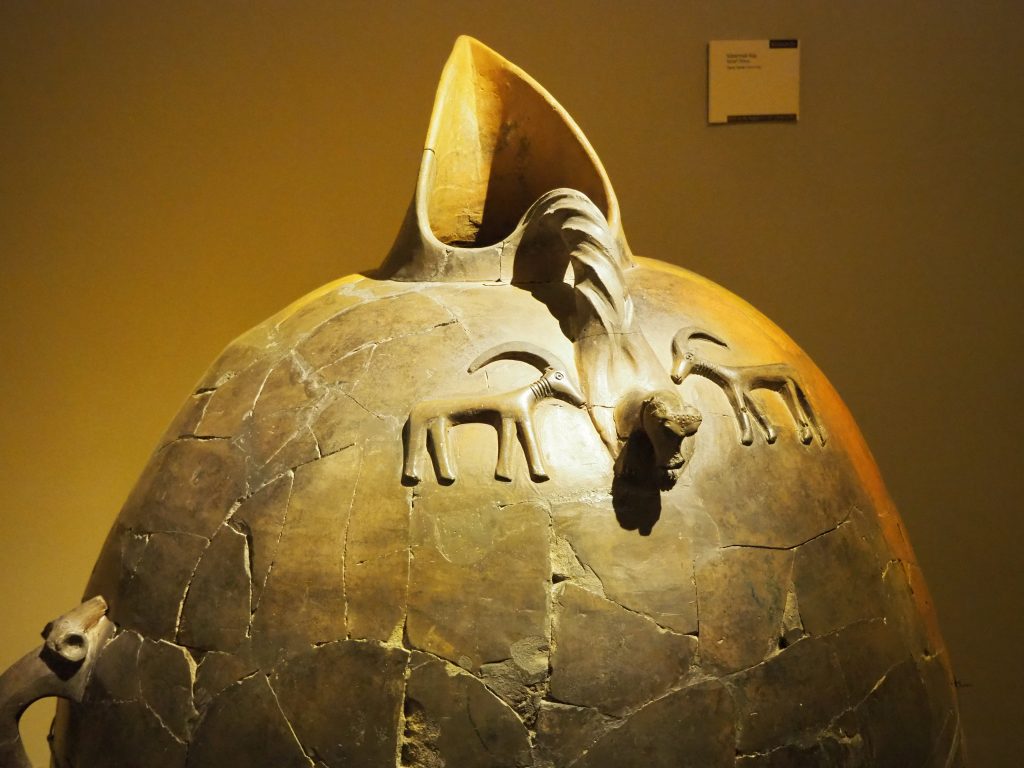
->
(0, 597, 113, 768)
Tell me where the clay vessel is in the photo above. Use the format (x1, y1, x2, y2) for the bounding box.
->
(0, 36, 963, 768)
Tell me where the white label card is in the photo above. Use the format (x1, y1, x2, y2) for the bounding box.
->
(708, 39, 800, 124)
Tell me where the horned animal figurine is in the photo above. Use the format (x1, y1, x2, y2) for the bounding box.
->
(670, 327, 826, 446)
(403, 342, 585, 483)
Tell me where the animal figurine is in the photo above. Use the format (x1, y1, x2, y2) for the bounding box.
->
(403, 342, 585, 483)
(0, 597, 113, 768)
(670, 327, 826, 446)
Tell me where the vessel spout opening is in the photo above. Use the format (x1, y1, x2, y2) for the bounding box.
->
(425, 37, 612, 248)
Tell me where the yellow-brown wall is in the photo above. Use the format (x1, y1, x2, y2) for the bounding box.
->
(2, 2, 1020, 764)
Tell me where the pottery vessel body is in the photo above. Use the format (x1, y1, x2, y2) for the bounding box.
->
(0, 37, 963, 768)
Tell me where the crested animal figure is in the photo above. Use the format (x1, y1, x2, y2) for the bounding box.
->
(518, 188, 702, 487)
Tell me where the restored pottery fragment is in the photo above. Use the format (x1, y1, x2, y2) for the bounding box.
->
(1, 36, 964, 768)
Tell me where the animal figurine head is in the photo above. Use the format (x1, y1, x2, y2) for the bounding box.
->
(640, 389, 702, 489)
(468, 342, 586, 407)
(42, 595, 109, 665)
(670, 327, 729, 384)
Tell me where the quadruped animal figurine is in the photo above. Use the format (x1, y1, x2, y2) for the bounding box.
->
(671, 327, 827, 446)
(403, 342, 585, 483)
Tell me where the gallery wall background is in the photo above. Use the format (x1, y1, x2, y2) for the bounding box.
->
(1, 2, 1020, 765)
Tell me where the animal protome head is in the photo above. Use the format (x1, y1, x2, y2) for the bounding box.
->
(468, 341, 585, 406)
(641, 390, 702, 489)
(670, 327, 728, 383)
(539, 366, 586, 406)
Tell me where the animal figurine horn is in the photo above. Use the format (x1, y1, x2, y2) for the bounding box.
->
(403, 341, 585, 483)
(466, 341, 574, 377)
(670, 327, 826, 446)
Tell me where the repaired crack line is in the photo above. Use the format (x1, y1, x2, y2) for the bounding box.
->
(720, 508, 854, 552)
(264, 674, 316, 767)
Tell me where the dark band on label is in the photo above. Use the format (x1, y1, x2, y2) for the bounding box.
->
(726, 114, 798, 123)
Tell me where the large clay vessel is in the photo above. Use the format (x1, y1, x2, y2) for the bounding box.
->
(0, 37, 963, 767)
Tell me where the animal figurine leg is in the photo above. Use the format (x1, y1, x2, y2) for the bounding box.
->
(724, 385, 755, 445)
(517, 419, 549, 479)
(495, 417, 518, 481)
(775, 378, 814, 444)
(743, 391, 777, 444)
(428, 417, 456, 482)
(804, 395, 827, 445)
(795, 381, 827, 445)
(403, 418, 428, 482)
